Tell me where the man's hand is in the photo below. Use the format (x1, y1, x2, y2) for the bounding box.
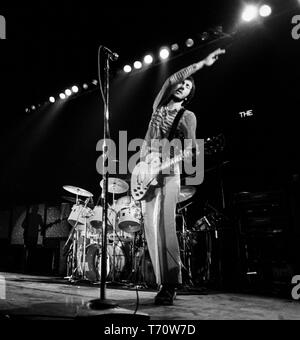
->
(203, 48, 226, 66)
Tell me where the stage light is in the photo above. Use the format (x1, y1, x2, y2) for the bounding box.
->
(31, 105, 36, 110)
(25, 108, 29, 113)
(259, 4, 272, 17)
(83, 83, 89, 89)
(144, 55, 153, 65)
(185, 38, 194, 47)
(171, 43, 179, 51)
(199, 32, 209, 41)
(242, 5, 258, 22)
(92, 79, 98, 85)
(123, 65, 132, 73)
(71, 85, 79, 93)
(59, 93, 66, 99)
(49, 96, 55, 103)
(65, 89, 72, 96)
(133, 61, 142, 69)
(159, 47, 170, 60)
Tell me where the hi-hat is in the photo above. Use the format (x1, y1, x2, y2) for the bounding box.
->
(63, 185, 93, 197)
(178, 186, 196, 203)
(100, 178, 129, 194)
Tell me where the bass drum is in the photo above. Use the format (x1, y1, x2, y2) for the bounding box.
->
(84, 244, 110, 283)
(84, 243, 128, 282)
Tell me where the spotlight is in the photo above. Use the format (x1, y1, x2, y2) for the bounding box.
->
(59, 93, 66, 99)
(144, 55, 153, 65)
(49, 96, 55, 103)
(123, 65, 132, 73)
(92, 79, 98, 85)
(133, 61, 142, 69)
(199, 32, 209, 41)
(242, 5, 258, 22)
(159, 47, 170, 60)
(65, 89, 72, 96)
(31, 105, 36, 110)
(185, 38, 194, 47)
(171, 43, 179, 51)
(259, 4, 272, 17)
(71, 85, 79, 93)
(25, 108, 29, 113)
(83, 83, 88, 90)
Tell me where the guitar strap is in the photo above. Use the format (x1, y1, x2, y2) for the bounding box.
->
(167, 107, 186, 141)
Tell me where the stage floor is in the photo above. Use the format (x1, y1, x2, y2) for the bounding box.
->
(0, 272, 299, 320)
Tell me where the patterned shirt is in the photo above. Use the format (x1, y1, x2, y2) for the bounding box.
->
(140, 63, 199, 159)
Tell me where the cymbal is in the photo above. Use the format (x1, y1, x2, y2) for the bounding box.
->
(178, 186, 196, 203)
(63, 185, 93, 197)
(100, 177, 129, 194)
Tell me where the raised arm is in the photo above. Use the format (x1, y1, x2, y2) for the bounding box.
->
(152, 63, 202, 112)
(152, 48, 226, 111)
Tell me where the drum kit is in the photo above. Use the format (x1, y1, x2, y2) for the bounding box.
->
(63, 179, 197, 287)
(63, 178, 144, 285)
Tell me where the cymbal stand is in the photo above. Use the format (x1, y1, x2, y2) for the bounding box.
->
(177, 205, 193, 285)
(134, 208, 148, 289)
(70, 230, 78, 279)
(80, 198, 91, 281)
(64, 202, 87, 281)
(111, 192, 117, 283)
(128, 231, 138, 285)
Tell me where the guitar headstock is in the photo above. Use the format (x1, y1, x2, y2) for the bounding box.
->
(204, 133, 225, 155)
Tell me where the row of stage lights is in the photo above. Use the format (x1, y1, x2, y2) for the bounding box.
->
(24, 2, 287, 112)
(25, 81, 99, 112)
(121, 3, 273, 74)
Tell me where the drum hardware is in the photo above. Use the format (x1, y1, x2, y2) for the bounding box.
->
(127, 226, 155, 289)
(104, 182, 126, 283)
(192, 204, 227, 286)
(62, 185, 94, 282)
(176, 207, 194, 286)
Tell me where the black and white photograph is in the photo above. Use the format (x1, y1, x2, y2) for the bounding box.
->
(0, 1, 300, 324)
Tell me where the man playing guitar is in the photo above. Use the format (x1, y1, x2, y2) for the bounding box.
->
(136, 48, 225, 305)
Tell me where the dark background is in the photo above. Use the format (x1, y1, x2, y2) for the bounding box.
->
(0, 1, 299, 290)
(0, 1, 299, 206)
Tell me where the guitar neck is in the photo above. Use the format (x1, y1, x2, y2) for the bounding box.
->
(159, 151, 188, 172)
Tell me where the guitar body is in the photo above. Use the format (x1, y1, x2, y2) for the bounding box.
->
(131, 134, 225, 201)
(131, 160, 158, 201)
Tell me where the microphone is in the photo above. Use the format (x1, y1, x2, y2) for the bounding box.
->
(102, 46, 119, 61)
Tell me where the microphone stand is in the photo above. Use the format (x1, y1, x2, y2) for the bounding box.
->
(90, 47, 117, 309)
(82, 46, 149, 320)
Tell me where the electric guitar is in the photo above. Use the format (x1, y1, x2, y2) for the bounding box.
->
(131, 134, 225, 201)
